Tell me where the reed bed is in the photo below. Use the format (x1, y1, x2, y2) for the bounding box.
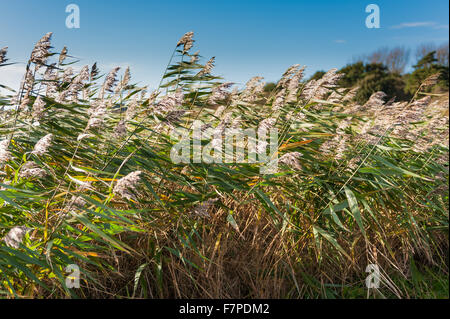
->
(0, 32, 448, 298)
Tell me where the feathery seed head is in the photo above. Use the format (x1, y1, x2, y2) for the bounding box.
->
(165, 110, 186, 127)
(19, 90, 31, 111)
(78, 65, 90, 82)
(302, 68, 343, 100)
(62, 67, 74, 83)
(208, 82, 234, 105)
(279, 152, 303, 170)
(154, 89, 184, 114)
(272, 89, 286, 111)
(24, 68, 35, 89)
(300, 79, 318, 100)
(19, 161, 47, 179)
(125, 96, 139, 120)
(0, 140, 11, 163)
(147, 90, 159, 105)
(423, 72, 441, 87)
(3, 226, 32, 249)
(177, 31, 194, 46)
(197, 57, 215, 76)
(190, 51, 200, 63)
(363, 91, 386, 109)
(115, 67, 131, 94)
(32, 95, 46, 120)
(86, 100, 107, 130)
(258, 117, 276, 132)
(30, 32, 53, 67)
(177, 31, 194, 54)
(32, 134, 53, 156)
(59, 46, 68, 65)
(114, 120, 127, 137)
(100, 67, 120, 98)
(177, 31, 195, 53)
(214, 105, 226, 118)
(77, 133, 92, 141)
(241, 76, 265, 102)
(113, 171, 142, 201)
(342, 86, 359, 102)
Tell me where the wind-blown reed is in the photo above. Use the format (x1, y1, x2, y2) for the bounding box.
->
(0, 32, 448, 299)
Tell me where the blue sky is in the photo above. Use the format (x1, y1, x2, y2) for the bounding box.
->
(0, 0, 448, 90)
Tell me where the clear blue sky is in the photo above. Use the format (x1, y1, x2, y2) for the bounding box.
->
(0, 0, 448, 90)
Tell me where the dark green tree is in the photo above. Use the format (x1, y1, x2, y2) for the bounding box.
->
(405, 51, 449, 95)
(263, 82, 276, 93)
(338, 62, 408, 104)
(338, 62, 365, 88)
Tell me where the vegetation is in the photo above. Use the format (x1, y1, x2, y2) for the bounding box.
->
(405, 51, 450, 95)
(307, 44, 449, 105)
(337, 62, 408, 104)
(0, 33, 448, 299)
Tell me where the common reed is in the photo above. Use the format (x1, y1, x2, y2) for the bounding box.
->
(0, 32, 448, 299)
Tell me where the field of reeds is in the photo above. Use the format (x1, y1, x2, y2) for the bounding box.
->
(0, 32, 448, 299)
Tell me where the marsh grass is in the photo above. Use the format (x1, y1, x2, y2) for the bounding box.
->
(0, 32, 448, 299)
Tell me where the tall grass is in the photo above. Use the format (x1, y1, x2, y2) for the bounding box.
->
(0, 33, 448, 299)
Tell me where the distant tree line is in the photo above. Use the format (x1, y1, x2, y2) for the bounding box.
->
(265, 42, 449, 104)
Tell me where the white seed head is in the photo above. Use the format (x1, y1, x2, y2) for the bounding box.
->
(100, 67, 120, 99)
(30, 32, 52, 67)
(241, 76, 265, 102)
(115, 67, 131, 94)
(3, 226, 32, 249)
(62, 67, 74, 83)
(19, 161, 47, 179)
(197, 57, 215, 77)
(59, 46, 68, 65)
(113, 171, 142, 200)
(154, 89, 184, 114)
(114, 120, 127, 137)
(32, 133, 53, 156)
(208, 82, 234, 105)
(279, 152, 303, 170)
(177, 31, 195, 53)
(32, 95, 46, 120)
(86, 101, 107, 130)
(0, 140, 11, 163)
(77, 133, 92, 141)
(272, 89, 286, 111)
(258, 117, 276, 131)
(363, 91, 386, 109)
(190, 51, 200, 63)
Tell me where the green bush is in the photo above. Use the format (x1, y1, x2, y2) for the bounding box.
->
(405, 51, 449, 95)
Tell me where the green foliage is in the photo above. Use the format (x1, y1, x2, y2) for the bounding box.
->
(405, 51, 449, 95)
(263, 82, 276, 92)
(338, 62, 409, 104)
(338, 61, 365, 88)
